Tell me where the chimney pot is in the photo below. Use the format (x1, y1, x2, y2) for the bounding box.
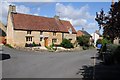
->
(82, 28, 84, 31)
(9, 5, 16, 13)
(54, 15, 59, 20)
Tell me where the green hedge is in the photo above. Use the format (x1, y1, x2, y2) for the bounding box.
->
(99, 44, 120, 64)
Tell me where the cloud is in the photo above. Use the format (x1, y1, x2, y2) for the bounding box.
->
(56, 3, 96, 30)
(85, 22, 97, 29)
(16, 5, 30, 14)
(33, 13, 39, 16)
(37, 7, 40, 12)
(0, 2, 32, 24)
(0, 1, 12, 24)
(62, 18, 87, 26)
(56, 3, 93, 19)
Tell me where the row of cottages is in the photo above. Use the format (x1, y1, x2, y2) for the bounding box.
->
(0, 21, 6, 44)
(7, 5, 77, 48)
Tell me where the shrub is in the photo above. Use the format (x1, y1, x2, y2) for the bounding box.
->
(77, 35, 90, 46)
(113, 46, 120, 64)
(46, 43, 57, 51)
(61, 39, 73, 48)
(82, 46, 89, 50)
(5, 44, 13, 48)
(99, 44, 119, 64)
(101, 38, 111, 46)
(32, 42, 36, 46)
(25, 42, 41, 47)
(77, 36, 83, 46)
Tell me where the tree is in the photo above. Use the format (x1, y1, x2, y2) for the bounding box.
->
(77, 35, 90, 46)
(95, 1, 120, 42)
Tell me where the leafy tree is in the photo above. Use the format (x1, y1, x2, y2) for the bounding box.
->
(77, 35, 90, 46)
(95, 1, 120, 42)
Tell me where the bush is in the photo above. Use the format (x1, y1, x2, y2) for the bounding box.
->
(46, 43, 57, 51)
(82, 46, 89, 50)
(77, 35, 90, 46)
(102, 38, 111, 46)
(32, 42, 36, 46)
(113, 46, 120, 64)
(99, 44, 119, 64)
(61, 39, 73, 48)
(5, 44, 13, 48)
(25, 42, 41, 47)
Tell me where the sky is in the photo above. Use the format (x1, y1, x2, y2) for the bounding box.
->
(0, 1, 113, 34)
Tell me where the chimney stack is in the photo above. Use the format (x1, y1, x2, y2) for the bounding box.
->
(9, 5, 16, 13)
(112, 0, 114, 5)
(82, 28, 84, 31)
(95, 30, 99, 34)
(54, 15, 59, 20)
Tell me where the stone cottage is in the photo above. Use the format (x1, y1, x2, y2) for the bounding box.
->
(7, 5, 77, 47)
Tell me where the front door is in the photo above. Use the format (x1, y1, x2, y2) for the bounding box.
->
(44, 37, 48, 46)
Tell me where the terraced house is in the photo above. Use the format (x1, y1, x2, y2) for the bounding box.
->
(7, 5, 77, 47)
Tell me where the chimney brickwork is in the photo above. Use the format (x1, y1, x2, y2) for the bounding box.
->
(9, 5, 16, 13)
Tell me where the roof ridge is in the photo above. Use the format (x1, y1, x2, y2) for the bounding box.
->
(12, 12, 76, 33)
(11, 12, 54, 19)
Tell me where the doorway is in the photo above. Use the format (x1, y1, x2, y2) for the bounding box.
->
(44, 37, 48, 46)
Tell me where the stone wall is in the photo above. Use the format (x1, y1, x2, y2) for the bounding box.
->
(12, 31, 76, 47)
(64, 33, 76, 43)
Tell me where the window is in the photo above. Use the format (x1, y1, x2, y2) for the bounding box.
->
(68, 28, 72, 34)
(52, 39, 57, 43)
(27, 31, 31, 34)
(26, 37, 32, 41)
(40, 31, 43, 35)
(40, 37, 43, 41)
(53, 32, 56, 36)
(69, 39, 72, 42)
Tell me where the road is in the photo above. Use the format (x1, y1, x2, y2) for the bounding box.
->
(2, 46, 97, 78)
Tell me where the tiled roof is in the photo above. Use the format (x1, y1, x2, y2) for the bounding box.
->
(11, 12, 76, 34)
(77, 30, 83, 37)
(77, 30, 91, 37)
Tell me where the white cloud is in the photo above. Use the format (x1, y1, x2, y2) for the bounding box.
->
(56, 3, 96, 30)
(33, 13, 39, 16)
(56, 3, 93, 19)
(0, 2, 31, 24)
(85, 23, 97, 29)
(0, 1, 12, 24)
(37, 7, 40, 12)
(63, 18, 87, 27)
(16, 5, 30, 14)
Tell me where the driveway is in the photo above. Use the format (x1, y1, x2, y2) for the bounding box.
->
(2, 46, 97, 78)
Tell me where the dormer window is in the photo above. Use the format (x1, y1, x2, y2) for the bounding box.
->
(27, 31, 31, 34)
(68, 28, 72, 34)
